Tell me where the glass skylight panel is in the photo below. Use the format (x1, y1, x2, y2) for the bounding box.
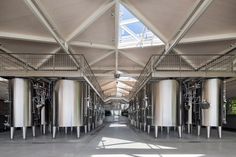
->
(119, 5, 164, 49)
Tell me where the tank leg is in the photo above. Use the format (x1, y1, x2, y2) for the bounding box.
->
(167, 127, 170, 134)
(48, 124, 51, 133)
(77, 126, 80, 138)
(147, 125, 150, 134)
(22, 127, 27, 140)
(197, 125, 201, 136)
(65, 127, 68, 134)
(139, 123, 142, 130)
(187, 124, 191, 134)
(88, 123, 91, 132)
(10, 127, 14, 140)
(144, 123, 146, 132)
(84, 125, 87, 134)
(32, 126, 36, 137)
(71, 127, 73, 132)
(160, 126, 163, 133)
(92, 123, 95, 130)
(218, 126, 222, 139)
(53, 126, 56, 139)
(207, 126, 211, 139)
(43, 124, 46, 135)
(178, 126, 182, 138)
(155, 126, 158, 138)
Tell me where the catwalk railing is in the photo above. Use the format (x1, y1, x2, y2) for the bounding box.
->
(0, 52, 104, 99)
(1, 52, 236, 101)
(129, 53, 236, 99)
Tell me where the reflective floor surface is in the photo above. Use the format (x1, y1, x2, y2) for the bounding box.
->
(0, 117, 236, 157)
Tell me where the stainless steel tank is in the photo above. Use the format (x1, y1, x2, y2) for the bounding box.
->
(9, 78, 33, 139)
(53, 80, 83, 138)
(199, 78, 222, 138)
(152, 79, 181, 138)
(152, 80, 178, 126)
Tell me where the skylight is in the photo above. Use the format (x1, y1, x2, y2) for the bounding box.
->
(119, 5, 164, 49)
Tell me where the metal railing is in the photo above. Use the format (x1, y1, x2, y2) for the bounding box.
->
(79, 54, 104, 99)
(129, 53, 236, 99)
(1, 52, 236, 101)
(0, 52, 104, 99)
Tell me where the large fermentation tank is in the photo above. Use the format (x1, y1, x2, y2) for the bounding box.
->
(152, 80, 179, 126)
(152, 79, 181, 138)
(200, 78, 223, 138)
(53, 80, 83, 138)
(9, 78, 33, 139)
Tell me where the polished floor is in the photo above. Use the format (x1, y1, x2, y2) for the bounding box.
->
(0, 117, 236, 157)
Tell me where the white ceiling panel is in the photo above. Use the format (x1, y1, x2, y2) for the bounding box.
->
(119, 52, 142, 67)
(121, 45, 164, 64)
(92, 52, 115, 67)
(72, 6, 115, 46)
(184, 0, 236, 38)
(39, 0, 107, 38)
(71, 46, 112, 64)
(0, 0, 53, 38)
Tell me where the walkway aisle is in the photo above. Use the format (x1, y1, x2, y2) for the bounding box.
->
(79, 121, 202, 157)
(0, 118, 236, 157)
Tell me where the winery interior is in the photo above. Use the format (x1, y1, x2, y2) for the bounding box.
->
(0, 0, 236, 157)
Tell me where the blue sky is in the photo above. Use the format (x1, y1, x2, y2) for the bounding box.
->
(119, 4, 163, 48)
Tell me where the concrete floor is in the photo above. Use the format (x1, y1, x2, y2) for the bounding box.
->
(0, 118, 236, 157)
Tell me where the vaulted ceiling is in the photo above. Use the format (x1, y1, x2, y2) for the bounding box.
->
(0, 0, 236, 101)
